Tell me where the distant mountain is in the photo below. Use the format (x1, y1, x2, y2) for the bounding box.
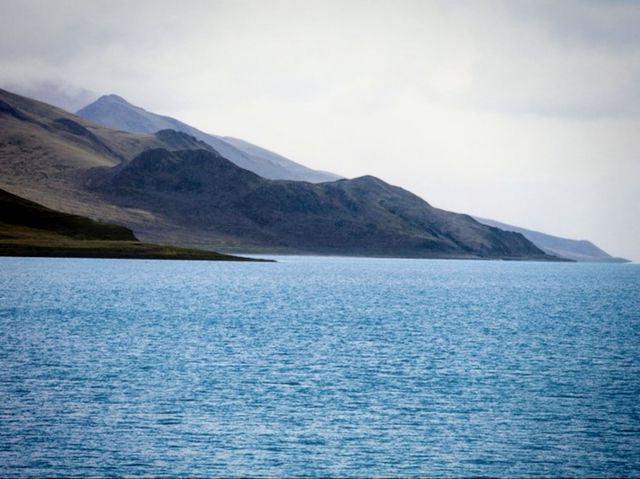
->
(76, 94, 341, 183)
(0, 88, 557, 260)
(474, 217, 629, 263)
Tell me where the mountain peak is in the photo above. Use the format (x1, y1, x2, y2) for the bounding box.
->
(96, 94, 130, 105)
(352, 175, 384, 183)
(76, 95, 342, 183)
(349, 175, 394, 190)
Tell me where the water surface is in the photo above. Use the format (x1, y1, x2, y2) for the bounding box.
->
(1, 257, 639, 477)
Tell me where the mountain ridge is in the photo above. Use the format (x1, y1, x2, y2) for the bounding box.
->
(0, 87, 231, 240)
(474, 216, 629, 263)
(88, 147, 556, 259)
(77, 94, 342, 183)
(0, 87, 565, 260)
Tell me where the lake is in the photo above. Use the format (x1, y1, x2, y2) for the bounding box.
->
(1, 256, 639, 477)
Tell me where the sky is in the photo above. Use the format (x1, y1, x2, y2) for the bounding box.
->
(1, 0, 639, 260)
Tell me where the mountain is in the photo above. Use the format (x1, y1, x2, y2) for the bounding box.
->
(0, 187, 260, 261)
(0, 87, 216, 227)
(474, 217, 629, 263)
(0, 87, 558, 260)
(87, 147, 554, 259)
(76, 94, 341, 183)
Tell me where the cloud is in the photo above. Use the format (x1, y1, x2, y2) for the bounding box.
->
(430, 1, 640, 118)
(3, 0, 639, 118)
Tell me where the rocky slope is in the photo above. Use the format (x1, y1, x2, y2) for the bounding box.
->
(89, 148, 553, 259)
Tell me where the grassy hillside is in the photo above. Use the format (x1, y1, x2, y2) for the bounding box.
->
(0, 188, 264, 261)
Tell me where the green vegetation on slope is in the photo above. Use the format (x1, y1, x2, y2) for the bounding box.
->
(0, 188, 265, 261)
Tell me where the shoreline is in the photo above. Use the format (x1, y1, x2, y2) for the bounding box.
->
(0, 242, 273, 262)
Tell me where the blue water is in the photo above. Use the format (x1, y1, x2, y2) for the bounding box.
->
(0, 257, 639, 477)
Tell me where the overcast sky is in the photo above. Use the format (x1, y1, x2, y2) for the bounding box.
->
(1, 0, 639, 260)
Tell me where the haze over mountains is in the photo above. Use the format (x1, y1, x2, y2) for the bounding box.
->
(77, 94, 341, 183)
(0, 88, 557, 260)
(73, 92, 626, 262)
(475, 217, 629, 263)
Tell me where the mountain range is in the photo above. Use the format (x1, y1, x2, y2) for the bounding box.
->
(77, 94, 341, 183)
(0, 87, 556, 260)
(73, 93, 626, 262)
